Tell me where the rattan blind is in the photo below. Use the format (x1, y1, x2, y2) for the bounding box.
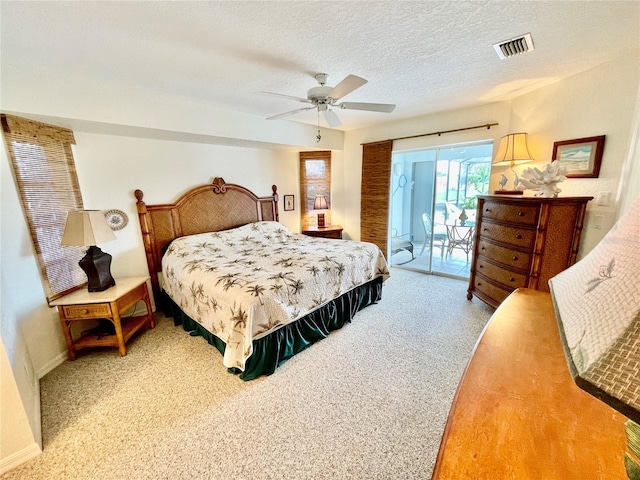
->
(361, 140, 393, 256)
(299, 150, 331, 227)
(2, 114, 86, 302)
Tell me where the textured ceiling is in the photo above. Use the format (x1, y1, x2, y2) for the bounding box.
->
(1, 1, 639, 131)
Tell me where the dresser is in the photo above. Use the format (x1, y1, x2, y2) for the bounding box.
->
(467, 195, 592, 308)
(432, 289, 627, 479)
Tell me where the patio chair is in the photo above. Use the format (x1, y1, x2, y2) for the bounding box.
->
(390, 228, 414, 264)
(419, 213, 447, 257)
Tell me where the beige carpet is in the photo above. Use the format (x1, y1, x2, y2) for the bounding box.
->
(4, 268, 493, 480)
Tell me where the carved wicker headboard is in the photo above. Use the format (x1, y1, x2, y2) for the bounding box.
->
(135, 177, 279, 300)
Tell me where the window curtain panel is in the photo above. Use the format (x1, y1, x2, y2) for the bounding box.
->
(361, 140, 393, 256)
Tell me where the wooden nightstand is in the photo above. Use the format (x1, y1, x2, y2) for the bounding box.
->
(50, 276, 155, 360)
(302, 225, 343, 239)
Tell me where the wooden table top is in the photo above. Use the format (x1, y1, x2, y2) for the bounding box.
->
(431, 288, 627, 480)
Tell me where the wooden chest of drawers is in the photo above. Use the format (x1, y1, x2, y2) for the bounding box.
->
(467, 195, 592, 308)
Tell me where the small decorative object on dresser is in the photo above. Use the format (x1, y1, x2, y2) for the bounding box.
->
(517, 160, 567, 197)
(467, 195, 592, 308)
(302, 225, 343, 239)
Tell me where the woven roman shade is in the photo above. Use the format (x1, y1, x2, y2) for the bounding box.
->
(361, 140, 393, 256)
(2, 114, 86, 302)
(299, 151, 331, 227)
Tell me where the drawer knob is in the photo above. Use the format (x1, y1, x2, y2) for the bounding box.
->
(518, 211, 525, 217)
(513, 256, 518, 261)
(483, 227, 488, 232)
(485, 208, 491, 212)
(510, 277, 515, 282)
(516, 234, 522, 239)
(481, 246, 485, 250)
(479, 265, 483, 268)
(477, 282, 482, 286)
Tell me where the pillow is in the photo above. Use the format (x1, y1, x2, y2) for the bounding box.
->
(549, 195, 640, 422)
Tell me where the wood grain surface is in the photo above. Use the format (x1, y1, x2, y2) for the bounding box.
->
(432, 288, 627, 480)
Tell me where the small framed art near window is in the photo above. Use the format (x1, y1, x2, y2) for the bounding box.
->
(552, 135, 605, 178)
(283, 195, 294, 211)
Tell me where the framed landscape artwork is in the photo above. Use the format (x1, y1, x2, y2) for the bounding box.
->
(552, 135, 605, 178)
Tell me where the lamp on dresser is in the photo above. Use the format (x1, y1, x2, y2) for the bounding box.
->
(61, 210, 116, 292)
(493, 132, 533, 194)
(314, 195, 329, 228)
(549, 197, 640, 479)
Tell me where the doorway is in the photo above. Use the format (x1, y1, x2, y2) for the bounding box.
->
(388, 141, 492, 278)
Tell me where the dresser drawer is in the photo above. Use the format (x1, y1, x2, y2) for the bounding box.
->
(481, 201, 540, 226)
(471, 274, 513, 305)
(479, 221, 536, 249)
(476, 238, 532, 271)
(63, 304, 112, 319)
(475, 256, 528, 289)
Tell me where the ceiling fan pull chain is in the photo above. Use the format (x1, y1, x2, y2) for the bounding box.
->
(316, 109, 321, 142)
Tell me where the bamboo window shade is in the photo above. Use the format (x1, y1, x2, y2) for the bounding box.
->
(360, 140, 393, 256)
(1, 114, 86, 302)
(299, 151, 331, 227)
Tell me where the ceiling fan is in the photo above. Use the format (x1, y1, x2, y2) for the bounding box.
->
(257, 73, 396, 128)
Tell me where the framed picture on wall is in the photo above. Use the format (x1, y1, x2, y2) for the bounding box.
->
(552, 135, 605, 178)
(284, 194, 294, 211)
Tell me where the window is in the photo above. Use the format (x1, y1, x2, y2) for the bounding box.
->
(2, 114, 85, 302)
(299, 151, 331, 227)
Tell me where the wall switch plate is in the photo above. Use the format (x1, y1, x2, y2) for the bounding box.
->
(594, 215, 604, 229)
(597, 192, 611, 206)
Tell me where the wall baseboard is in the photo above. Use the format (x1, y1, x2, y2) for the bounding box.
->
(36, 350, 67, 379)
(0, 443, 41, 475)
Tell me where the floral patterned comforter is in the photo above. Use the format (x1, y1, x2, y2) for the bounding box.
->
(161, 221, 390, 371)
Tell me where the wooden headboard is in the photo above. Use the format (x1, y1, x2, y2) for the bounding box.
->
(135, 177, 279, 300)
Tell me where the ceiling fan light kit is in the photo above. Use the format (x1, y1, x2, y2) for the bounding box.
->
(259, 73, 396, 130)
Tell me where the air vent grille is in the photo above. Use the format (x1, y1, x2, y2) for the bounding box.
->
(494, 33, 534, 59)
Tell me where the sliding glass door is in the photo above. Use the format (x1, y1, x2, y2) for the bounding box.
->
(389, 141, 492, 278)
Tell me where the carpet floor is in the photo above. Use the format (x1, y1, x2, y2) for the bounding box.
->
(4, 268, 494, 480)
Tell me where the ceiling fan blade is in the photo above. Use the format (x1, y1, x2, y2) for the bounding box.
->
(323, 109, 342, 128)
(255, 91, 310, 103)
(328, 74, 367, 99)
(338, 102, 396, 113)
(267, 106, 315, 120)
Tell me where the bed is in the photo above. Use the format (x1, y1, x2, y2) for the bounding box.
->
(134, 177, 389, 380)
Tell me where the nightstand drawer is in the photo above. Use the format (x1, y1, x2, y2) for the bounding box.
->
(481, 201, 540, 226)
(63, 304, 112, 319)
(479, 221, 536, 248)
(476, 256, 528, 289)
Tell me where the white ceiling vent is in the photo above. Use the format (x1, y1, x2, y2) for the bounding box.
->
(493, 33, 535, 59)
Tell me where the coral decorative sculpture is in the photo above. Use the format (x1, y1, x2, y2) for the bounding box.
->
(517, 161, 568, 197)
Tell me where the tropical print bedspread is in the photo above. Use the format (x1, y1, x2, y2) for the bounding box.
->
(161, 221, 389, 371)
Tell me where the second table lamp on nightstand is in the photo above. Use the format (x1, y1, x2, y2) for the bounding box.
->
(314, 195, 328, 228)
(61, 210, 116, 292)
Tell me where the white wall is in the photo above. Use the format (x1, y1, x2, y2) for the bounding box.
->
(340, 53, 639, 257)
(506, 55, 640, 254)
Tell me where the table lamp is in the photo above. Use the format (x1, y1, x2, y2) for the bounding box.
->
(493, 132, 533, 194)
(61, 210, 116, 292)
(314, 195, 329, 228)
(549, 196, 640, 478)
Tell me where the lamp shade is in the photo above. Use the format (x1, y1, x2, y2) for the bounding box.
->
(493, 133, 534, 166)
(313, 195, 328, 210)
(61, 210, 116, 247)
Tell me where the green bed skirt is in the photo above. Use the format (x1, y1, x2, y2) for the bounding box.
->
(162, 276, 383, 380)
